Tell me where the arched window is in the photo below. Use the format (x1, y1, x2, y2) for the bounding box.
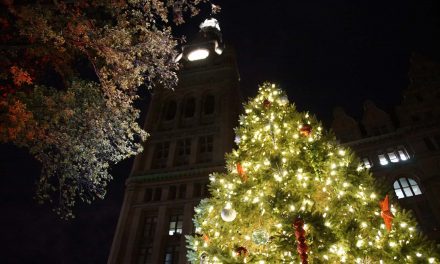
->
(203, 94, 215, 115)
(164, 100, 177, 121)
(183, 97, 196, 118)
(393, 177, 422, 199)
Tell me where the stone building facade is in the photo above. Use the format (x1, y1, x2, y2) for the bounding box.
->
(108, 19, 243, 264)
(331, 56, 440, 241)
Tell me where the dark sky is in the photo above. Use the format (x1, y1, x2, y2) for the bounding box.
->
(1, 1, 439, 263)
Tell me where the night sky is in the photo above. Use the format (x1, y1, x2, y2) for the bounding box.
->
(1, 1, 439, 263)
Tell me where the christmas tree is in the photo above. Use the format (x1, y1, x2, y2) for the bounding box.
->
(186, 83, 439, 263)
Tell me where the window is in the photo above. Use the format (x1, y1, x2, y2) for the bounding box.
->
(203, 94, 215, 115)
(138, 215, 157, 263)
(178, 184, 186, 199)
(393, 177, 422, 199)
(183, 97, 196, 118)
(378, 154, 389, 165)
(164, 246, 179, 264)
(142, 215, 157, 239)
(175, 138, 191, 166)
(387, 151, 399, 163)
(152, 142, 170, 169)
(138, 247, 153, 264)
(193, 182, 209, 198)
(144, 189, 153, 202)
(378, 146, 410, 166)
(198, 135, 214, 163)
(397, 149, 409, 161)
(193, 182, 202, 197)
(168, 186, 177, 200)
(362, 157, 372, 168)
(164, 100, 177, 121)
(168, 215, 183, 235)
(153, 188, 162, 201)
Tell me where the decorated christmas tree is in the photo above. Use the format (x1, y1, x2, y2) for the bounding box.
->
(186, 83, 440, 263)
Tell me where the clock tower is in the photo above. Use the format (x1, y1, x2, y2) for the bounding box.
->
(108, 18, 243, 264)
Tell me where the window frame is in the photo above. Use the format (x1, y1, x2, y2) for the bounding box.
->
(163, 100, 177, 121)
(142, 215, 158, 239)
(138, 246, 153, 264)
(168, 214, 183, 236)
(164, 245, 179, 264)
(393, 177, 423, 199)
(183, 97, 196, 118)
(174, 138, 191, 166)
(151, 142, 170, 169)
(198, 135, 214, 163)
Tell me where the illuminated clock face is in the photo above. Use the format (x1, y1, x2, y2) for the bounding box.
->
(187, 48, 210, 61)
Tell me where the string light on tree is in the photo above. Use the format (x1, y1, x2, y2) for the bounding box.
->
(186, 83, 439, 263)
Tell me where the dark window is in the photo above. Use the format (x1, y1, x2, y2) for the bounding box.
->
(142, 215, 157, 239)
(168, 215, 183, 236)
(198, 135, 214, 163)
(184, 97, 196, 118)
(175, 138, 191, 166)
(153, 188, 162, 201)
(152, 142, 170, 169)
(144, 189, 153, 202)
(164, 246, 179, 264)
(138, 247, 153, 264)
(168, 186, 177, 200)
(164, 100, 177, 121)
(193, 183, 202, 197)
(178, 184, 186, 199)
(203, 94, 215, 115)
